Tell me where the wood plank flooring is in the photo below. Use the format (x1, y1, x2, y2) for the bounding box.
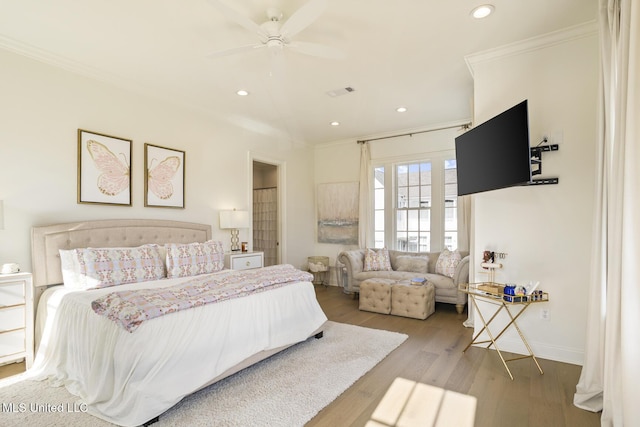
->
(0, 285, 601, 426)
(306, 285, 601, 427)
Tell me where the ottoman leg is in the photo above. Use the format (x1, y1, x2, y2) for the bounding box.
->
(456, 304, 464, 314)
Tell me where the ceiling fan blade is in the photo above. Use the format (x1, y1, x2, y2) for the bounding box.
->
(288, 41, 346, 60)
(207, 43, 266, 58)
(207, 0, 267, 38)
(280, 0, 327, 40)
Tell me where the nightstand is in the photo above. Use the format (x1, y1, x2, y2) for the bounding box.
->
(224, 251, 264, 271)
(0, 272, 34, 369)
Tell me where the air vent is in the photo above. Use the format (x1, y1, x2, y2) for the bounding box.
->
(326, 87, 356, 97)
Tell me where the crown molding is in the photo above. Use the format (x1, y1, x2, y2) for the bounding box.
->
(465, 20, 598, 78)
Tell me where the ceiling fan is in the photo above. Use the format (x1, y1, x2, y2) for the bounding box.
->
(206, 0, 346, 60)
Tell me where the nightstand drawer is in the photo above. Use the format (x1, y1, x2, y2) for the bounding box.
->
(0, 329, 25, 356)
(231, 254, 263, 270)
(0, 282, 25, 307)
(0, 305, 25, 331)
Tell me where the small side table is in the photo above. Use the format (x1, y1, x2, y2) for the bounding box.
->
(0, 272, 34, 369)
(307, 256, 329, 287)
(459, 282, 549, 380)
(224, 251, 264, 271)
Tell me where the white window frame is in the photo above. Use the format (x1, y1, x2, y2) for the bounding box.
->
(372, 151, 456, 252)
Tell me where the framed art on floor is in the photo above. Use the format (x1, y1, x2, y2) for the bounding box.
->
(77, 129, 132, 206)
(144, 143, 185, 208)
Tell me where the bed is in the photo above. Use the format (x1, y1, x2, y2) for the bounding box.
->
(28, 219, 328, 427)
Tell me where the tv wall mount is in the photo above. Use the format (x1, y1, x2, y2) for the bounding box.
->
(528, 138, 559, 186)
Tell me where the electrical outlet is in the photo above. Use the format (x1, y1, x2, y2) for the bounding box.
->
(540, 308, 550, 321)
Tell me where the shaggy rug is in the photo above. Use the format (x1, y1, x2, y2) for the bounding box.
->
(0, 321, 407, 426)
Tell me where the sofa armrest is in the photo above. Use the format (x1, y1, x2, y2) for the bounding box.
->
(337, 249, 365, 293)
(452, 255, 470, 286)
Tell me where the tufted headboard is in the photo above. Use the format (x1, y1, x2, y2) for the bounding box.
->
(31, 219, 212, 288)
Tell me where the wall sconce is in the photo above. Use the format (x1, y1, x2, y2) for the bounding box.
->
(219, 209, 249, 251)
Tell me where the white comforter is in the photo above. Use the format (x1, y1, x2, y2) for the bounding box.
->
(29, 273, 327, 426)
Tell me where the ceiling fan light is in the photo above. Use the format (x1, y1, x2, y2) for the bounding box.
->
(471, 4, 494, 19)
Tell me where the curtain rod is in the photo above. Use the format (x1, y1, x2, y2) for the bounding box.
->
(357, 122, 471, 144)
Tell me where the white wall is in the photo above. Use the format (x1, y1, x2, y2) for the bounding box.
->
(0, 49, 316, 272)
(467, 24, 599, 364)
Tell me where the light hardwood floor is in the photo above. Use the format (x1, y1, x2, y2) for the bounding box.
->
(0, 285, 601, 426)
(307, 285, 601, 427)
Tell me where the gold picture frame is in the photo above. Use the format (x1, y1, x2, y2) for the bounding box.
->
(77, 129, 132, 206)
(144, 143, 185, 208)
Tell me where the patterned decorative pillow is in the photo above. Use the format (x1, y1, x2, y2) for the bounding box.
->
(67, 244, 166, 289)
(363, 248, 392, 272)
(165, 240, 225, 278)
(435, 249, 462, 278)
(395, 255, 429, 273)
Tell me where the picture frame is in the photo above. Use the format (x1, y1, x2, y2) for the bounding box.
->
(144, 143, 185, 208)
(77, 129, 132, 206)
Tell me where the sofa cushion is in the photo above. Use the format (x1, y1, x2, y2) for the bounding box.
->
(363, 248, 392, 272)
(435, 249, 462, 278)
(394, 255, 429, 274)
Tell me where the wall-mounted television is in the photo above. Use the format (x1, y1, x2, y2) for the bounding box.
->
(455, 100, 532, 196)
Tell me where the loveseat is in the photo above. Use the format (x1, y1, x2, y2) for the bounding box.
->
(337, 249, 470, 314)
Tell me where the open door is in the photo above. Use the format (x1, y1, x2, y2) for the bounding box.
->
(252, 161, 279, 266)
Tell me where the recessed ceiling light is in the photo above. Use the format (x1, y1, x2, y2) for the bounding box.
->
(396, 107, 407, 113)
(471, 4, 494, 19)
(236, 89, 249, 96)
(330, 121, 340, 126)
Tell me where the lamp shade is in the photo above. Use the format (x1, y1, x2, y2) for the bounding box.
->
(219, 210, 249, 229)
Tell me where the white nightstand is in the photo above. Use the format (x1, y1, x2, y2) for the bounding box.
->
(0, 271, 34, 369)
(224, 251, 264, 271)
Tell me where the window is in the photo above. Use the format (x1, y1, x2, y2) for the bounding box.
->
(373, 155, 457, 252)
(444, 159, 458, 250)
(396, 162, 431, 252)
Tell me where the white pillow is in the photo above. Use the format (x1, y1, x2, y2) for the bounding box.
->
(395, 255, 429, 273)
(59, 249, 83, 288)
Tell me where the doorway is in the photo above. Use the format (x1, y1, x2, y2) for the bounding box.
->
(252, 161, 279, 266)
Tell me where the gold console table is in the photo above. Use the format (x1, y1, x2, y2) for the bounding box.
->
(459, 282, 549, 380)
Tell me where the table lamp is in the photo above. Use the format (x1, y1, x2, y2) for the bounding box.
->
(219, 209, 249, 251)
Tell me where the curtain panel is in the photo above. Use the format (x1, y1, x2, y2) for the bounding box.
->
(574, 1, 640, 425)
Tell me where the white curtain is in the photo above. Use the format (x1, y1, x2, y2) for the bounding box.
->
(358, 142, 371, 248)
(253, 188, 278, 266)
(574, 1, 640, 425)
(457, 195, 471, 252)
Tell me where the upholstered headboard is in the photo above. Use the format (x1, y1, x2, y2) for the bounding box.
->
(31, 219, 212, 288)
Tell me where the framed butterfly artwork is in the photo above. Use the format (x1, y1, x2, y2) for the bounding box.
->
(144, 143, 185, 208)
(77, 129, 132, 206)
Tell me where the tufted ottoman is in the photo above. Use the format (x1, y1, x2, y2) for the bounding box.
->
(390, 281, 435, 320)
(359, 278, 395, 314)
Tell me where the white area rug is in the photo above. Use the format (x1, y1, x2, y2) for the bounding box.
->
(0, 321, 407, 426)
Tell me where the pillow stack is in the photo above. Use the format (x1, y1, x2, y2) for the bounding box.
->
(59, 240, 225, 289)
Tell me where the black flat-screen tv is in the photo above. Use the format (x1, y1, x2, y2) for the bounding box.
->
(455, 100, 531, 196)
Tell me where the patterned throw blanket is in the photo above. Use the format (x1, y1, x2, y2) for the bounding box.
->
(92, 264, 314, 332)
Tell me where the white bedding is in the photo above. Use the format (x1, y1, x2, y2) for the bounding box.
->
(29, 273, 327, 426)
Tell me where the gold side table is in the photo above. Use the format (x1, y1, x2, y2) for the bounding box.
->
(459, 282, 549, 380)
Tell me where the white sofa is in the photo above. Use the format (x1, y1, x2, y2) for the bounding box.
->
(337, 249, 470, 314)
